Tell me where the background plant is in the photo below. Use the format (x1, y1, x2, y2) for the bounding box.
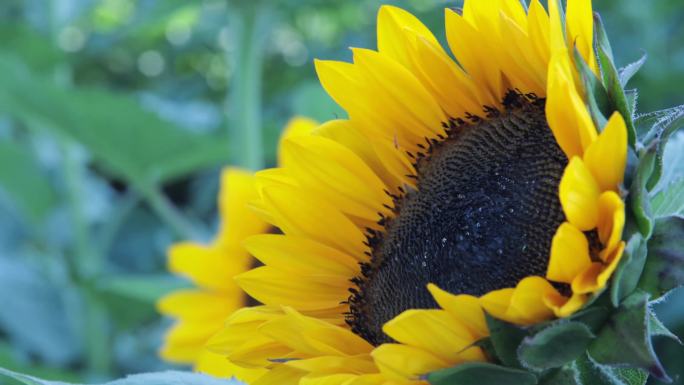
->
(0, 0, 682, 384)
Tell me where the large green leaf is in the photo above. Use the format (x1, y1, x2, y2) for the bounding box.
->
(588, 291, 669, 381)
(0, 367, 237, 385)
(485, 313, 528, 368)
(610, 233, 647, 306)
(518, 322, 595, 371)
(426, 362, 537, 385)
(0, 139, 56, 222)
(0, 55, 230, 187)
(638, 216, 684, 298)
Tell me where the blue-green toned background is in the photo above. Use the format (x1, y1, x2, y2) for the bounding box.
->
(0, 0, 682, 383)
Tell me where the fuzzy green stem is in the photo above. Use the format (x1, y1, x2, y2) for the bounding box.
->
(227, 1, 270, 170)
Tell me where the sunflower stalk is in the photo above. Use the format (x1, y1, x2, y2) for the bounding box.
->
(226, 0, 270, 171)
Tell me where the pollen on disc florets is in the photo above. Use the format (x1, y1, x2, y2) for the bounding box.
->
(347, 91, 569, 346)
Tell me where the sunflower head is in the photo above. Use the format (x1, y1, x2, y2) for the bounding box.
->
(202, 1, 684, 384)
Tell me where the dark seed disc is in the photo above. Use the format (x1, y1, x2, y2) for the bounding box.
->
(348, 94, 568, 346)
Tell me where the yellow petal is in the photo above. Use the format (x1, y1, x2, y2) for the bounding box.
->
(546, 222, 592, 283)
(259, 308, 373, 357)
(260, 184, 367, 257)
(285, 355, 377, 376)
(382, 309, 483, 363)
(235, 266, 348, 311)
(583, 112, 628, 191)
(244, 234, 360, 276)
(278, 117, 319, 166)
(217, 168, 269, 247)
(314, 120, 408, 194)
(565, 0, 598, 74)
(195, 349, 267, 382)
(527, 0, 550, 66)
(543, 291, 588, 318)
(157, 290, 240, 320)
(505, 277, 557, 324)
(597, 191, 626, 253)
(559, 157, 600, 231)
(206, 306, 284, 356)
(300, 374, 358, 385)
(547, 0, 567, 54)
(253, 366, 307, 385)
(352, 48, 446, 137)
(406, 32, 485, 116)
(445, 9, 502, 103)
(572, 241, 626, 294)
(371, 343, 448, 381)
(479, 288, 514, 321)
(427, 284, 487, 338)
(167, 242, 247, 292)
(545, 56, 597, 159)
(377, 5, 439, 68)
(283, 134, 391, 221)
(570, 262, 604, 294)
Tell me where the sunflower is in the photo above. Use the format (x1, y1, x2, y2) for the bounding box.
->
(208, 1, 631, 384)
(157, 117, 318, 379)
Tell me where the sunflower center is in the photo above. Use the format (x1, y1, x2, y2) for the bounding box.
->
(348, 94, 568, 345)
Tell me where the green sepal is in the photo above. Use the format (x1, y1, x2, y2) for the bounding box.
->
(645, 107, 684, 191)
(539, 366, 579, 385)
(618, 53, 648, 88)
(572, 354, 650, 385)
(485, 313, 528, 368)
(648, 310, 682, 344)
(638, 215, 684, 298)
(566, 306, 611, 333)
(426, 362, 538, 385)
(651, 178, 684, 217)
(588, 291, 670, 382)
(610, 233, 647, 307)
(634, 105, 684, 145)
(517, 321, 595, 371)
(572, 47, 609, 128)
(629, 144, 656, 238)
(624, 89, 638, 119)
(593, 13, 637, 148)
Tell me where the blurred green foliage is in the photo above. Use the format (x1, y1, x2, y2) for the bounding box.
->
(0, 0, 682, 384)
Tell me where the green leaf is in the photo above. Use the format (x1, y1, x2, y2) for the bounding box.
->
(624, 89, 638, 118)
(610, 368, 648, 385)
(518, 322, 595, 371)
(426, 362, 537, 385)
(648, 310, 682, 344)
(572, 47, 609, 128)
(635, 106, 684, 191)
(651, 178, 684, 217)
(0, 367, 236, 385)
(638, 216, 684, 298)
(574, 353, 649, 385)
(0, 54, 230, 186)
(629, 145, 656, 238)
(538, 367, 579, 385)
(0, 139, 56, 222)
(568, 306, 611, 333)
(610, 234, 647, 306)
(485, 313, 528, 368)
(594, 15, 637, 148)
(588, 291, 669, 381)
(635, 106, 684, 144)
(618, 53, 648, 88)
